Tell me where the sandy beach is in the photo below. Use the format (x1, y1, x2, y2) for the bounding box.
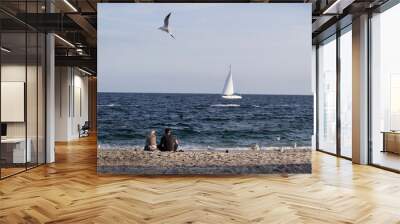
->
(97, 147, 312, 175)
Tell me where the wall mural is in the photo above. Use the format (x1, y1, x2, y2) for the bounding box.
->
(97, 3, 313, 174)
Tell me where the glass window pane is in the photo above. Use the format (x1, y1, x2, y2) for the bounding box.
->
(1, 31, 27, 177)
(38, 33, 46, 165)
(318, 36, 337, 154)
(340, 29, 352, 158)
(26, 0, 39, 169)
(0, 1, 46, 179)
(371, 4, 400, 171)
(27, 31, 38, 169)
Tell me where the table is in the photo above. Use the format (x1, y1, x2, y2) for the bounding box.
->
(1, 138, 31, 163)
(382, 131, 400, 154)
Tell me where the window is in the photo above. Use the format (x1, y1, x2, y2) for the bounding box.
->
(0, 2, 46, 179)
(339, 27, 352, 158)
(318, 35, 337, 154)
(370, 3, 400, 171)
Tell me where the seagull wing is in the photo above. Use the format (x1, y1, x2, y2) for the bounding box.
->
(164, 12, 171, 27)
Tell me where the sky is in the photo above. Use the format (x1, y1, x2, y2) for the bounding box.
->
(98, 3, 312, 95)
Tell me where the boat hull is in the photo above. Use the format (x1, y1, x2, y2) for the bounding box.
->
(222, 95, 242, 99)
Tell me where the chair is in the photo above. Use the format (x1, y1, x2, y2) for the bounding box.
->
(78, 121, 90, 138)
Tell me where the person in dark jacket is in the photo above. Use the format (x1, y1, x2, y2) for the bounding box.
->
(158, 128, 179, 151)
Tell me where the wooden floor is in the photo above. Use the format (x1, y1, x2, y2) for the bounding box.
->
(1, 136, 400, 224)
(1, 167, 26, 178)
(372, 151, 400, 171)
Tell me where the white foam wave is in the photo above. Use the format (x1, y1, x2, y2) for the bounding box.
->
(98, 144, 311, 151)
(97, 104, 118, 107)
(98, 144, 142, 150)
(211, 104, 240, 107)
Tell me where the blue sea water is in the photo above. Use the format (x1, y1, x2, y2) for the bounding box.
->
(97, 93, 314, 150)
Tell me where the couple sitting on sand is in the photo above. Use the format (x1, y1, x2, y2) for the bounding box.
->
(144, 128, 180, 152)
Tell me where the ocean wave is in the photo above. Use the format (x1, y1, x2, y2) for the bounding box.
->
(99, 144, 142, 150)
(211, 104, 240, 107)
(97, 104, 119, 107)
(98, 144, 311, 151)
(98, 93, 314, 147)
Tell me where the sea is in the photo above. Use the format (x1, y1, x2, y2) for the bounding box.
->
(97, 93, 314, 150)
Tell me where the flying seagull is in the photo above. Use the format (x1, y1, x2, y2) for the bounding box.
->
(158, 12, 175, 39)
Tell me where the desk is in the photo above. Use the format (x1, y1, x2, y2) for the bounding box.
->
(1, 138, 31, 163)
(382, 131, 400, 154)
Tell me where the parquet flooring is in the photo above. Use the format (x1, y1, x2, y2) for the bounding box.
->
(1, 167, 26, 178)
(1, 135, 400, 223)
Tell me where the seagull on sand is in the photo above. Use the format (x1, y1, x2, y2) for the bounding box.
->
(158, 12, 175, 39)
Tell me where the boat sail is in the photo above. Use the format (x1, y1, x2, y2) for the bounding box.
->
(222, 65, 242, 99)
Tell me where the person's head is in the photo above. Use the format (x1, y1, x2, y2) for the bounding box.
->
(150, 130, 156, 136)
(165, 128, 171, 135)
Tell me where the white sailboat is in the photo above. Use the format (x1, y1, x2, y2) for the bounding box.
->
(222, 65, 242, 99)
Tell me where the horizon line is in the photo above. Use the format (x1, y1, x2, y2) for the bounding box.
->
(98, 91, 313, 96)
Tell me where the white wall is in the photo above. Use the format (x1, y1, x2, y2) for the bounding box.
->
(70, 72, 89, 138)
(55, 66, 70, 141)
(55, 67, 89, 141)
(1, 63, 46, 164)
(1, 65, 39, 138)
(1, 65, 26, 136)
